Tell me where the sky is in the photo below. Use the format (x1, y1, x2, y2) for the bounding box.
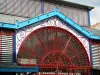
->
(64, 0, 100, 25)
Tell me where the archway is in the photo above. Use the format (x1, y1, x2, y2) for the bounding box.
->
(17, 26, 91, 75)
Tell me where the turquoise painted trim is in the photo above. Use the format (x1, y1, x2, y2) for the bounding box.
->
(90, 35, 100, 40)
(17, 11, 57, 29)
(0, 8, 100, 40)
(0, 23, 17, 29)
(0, 66, 39, 72)
(56, 11, 91, 38)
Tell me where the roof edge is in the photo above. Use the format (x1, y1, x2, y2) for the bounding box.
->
(43, 0, 94, 10)
(0, 8, 99, 40)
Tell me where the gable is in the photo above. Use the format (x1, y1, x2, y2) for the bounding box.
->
(16, 17, 90, 61)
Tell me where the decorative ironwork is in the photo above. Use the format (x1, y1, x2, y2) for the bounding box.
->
(17, 26, 91, 74)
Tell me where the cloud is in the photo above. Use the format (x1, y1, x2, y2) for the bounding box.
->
(90, 6, 100, 25)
